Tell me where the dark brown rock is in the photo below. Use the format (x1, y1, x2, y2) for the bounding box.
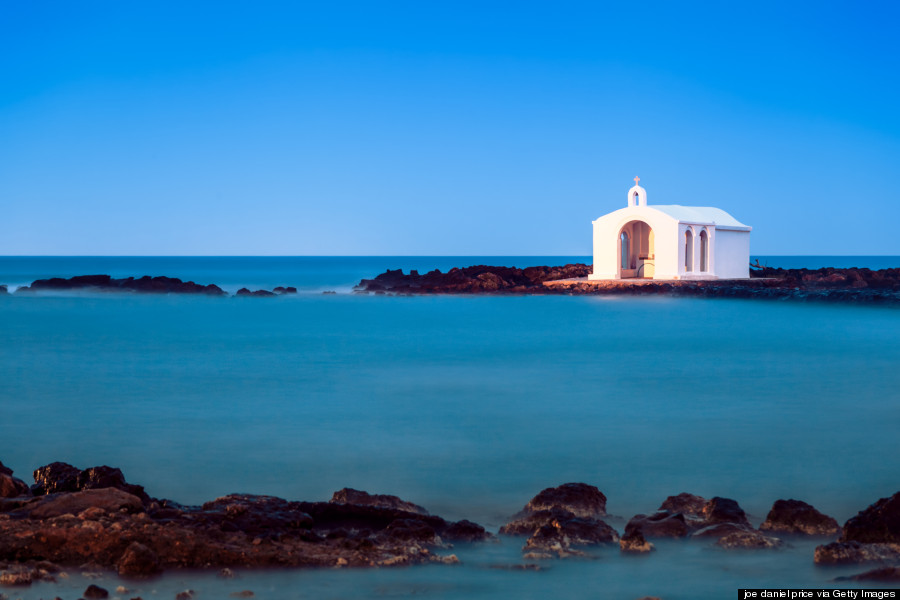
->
(236, 288, 276, 297)
(659, 493, 707, 517)
(27, 488, 144, 519)
(442, 519, 490, 542)
(200, 494, 314, 537)
(84, 584, 110, 599)
(330, 488, 428, 515)
(715, 530, 783, 549)
(759, 499, 840, 536)
(691, 522, 754, 540)
(837, 566, 900, 582)
(700, 497, 751, 528)
(117, 542, 162, 577)
(619, 529, 654, 553)
(814, 541, 900, 565)
(841, 491, 900, 543)
(523, 483, 607, 518)
(523, 516, 619, 556)
(379, 519, 438, 545)
(0, 473, 29, 499)
(18, 275, 226, 296)
(32, 462, 81, 496)
(500, 507, 578, 536)
(625, 512, 689, 538)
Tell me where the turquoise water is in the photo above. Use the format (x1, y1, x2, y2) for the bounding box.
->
(1, 256, 899, 599)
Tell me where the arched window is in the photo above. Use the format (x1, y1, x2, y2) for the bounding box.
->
(684, 230, 694, 272)
(699, 229, 709, 272)
(633, 192, 639, 206)
(620, 231, 630, 270)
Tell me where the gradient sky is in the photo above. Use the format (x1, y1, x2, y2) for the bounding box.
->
(2, 1, 898, 255)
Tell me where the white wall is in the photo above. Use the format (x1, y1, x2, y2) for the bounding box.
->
(714, 229, 750, 279)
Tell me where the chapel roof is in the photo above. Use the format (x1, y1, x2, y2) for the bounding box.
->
(649, 205, 751, 231)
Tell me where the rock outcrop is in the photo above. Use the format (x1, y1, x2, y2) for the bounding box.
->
(31, 462, 150, 503)
(330, 488, 429, 515)
(16, 275, 227, 295)
(354, 263, 900, 304)
(0, 461, 29, 499)
(0, 463, 490, 576)
(356, 264, 592, 294)
(499, 483, 618, 558)
(841, 491, 900, 544)
(759, 499, 840, 536)
(815, 491, 900, 565)
(625, 493, 782, 549)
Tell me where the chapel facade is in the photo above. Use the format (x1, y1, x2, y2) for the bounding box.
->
(588, 178, 751, 281)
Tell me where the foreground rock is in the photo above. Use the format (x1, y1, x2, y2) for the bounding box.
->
(500, 483, 618, 558)
(759, 499, 840, 536)
(16, 275, 226, 295)
(0, 462, 489, 576)
(815, 491, 900, 565)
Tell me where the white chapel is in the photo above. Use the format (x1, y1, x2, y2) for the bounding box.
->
(588, 178, 751, 281)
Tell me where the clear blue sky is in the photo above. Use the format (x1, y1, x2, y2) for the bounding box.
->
(2, 1, 898, 255)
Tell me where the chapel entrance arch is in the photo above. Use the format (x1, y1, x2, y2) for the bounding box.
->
(617, 220, 655, 279)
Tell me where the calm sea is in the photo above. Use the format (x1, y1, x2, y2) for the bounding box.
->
(1, 256, 899, 600)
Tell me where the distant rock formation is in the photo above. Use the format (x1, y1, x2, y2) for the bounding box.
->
(16, 275, 226, 295)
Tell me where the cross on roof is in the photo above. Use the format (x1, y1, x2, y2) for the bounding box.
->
(634, 176, 640, 185)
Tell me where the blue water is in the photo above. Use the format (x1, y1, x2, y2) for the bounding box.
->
(1, 256, 899, 599)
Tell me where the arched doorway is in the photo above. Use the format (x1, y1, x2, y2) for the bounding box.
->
(699, 229, 709, 272)
(685, 230, 694, 273)
(618, 220, 655, 279)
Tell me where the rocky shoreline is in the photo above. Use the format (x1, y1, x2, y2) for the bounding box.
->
(4, 265, 900, 304)
(2, 461, 899, 598)
(354, 264, 900, 304)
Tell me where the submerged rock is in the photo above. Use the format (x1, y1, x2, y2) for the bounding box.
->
(620, 530, 655, 553)
(715, 530, 783, 550)
(236, 288, 276, 297)
(117, 542, 162, 577)
(759, 499, 840, 536)
(625, 512, 689, 539)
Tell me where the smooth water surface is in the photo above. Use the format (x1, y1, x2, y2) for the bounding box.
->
(1, 256, 899, 599)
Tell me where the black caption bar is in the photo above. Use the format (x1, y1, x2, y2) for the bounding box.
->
(739, 591, 899, 599)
